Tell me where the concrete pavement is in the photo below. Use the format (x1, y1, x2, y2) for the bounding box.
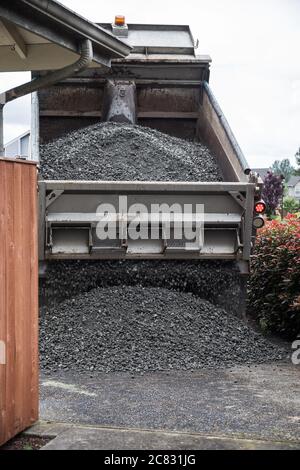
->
(25, 422, 300, 450)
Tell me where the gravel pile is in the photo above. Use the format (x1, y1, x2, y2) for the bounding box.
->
(40, 286, 284, 373)
(40, 122, 222, 181)
(40, 260, 242, 316)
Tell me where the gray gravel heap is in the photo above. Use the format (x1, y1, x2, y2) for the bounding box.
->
(40, 122, 222, 181)
(40, 260, 242, 316)
(40, 286, 284, 373)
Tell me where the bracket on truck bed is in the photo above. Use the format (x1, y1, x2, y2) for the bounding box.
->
(229, 191, 246, 209)
(45, 189, 64, 209)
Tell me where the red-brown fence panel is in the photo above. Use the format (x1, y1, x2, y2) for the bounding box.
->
(0, 157, 38, 446)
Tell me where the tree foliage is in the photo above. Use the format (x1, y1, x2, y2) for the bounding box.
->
(262, 171, 284, 217)
(283, 196, 299, 214)
(272, 159, 294, 182)
(295, 147, 300, 176)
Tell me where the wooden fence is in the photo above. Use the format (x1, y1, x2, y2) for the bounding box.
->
(0, 157, 38, 446)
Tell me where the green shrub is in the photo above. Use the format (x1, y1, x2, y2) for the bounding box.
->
(283, 196, 300, 214)
(248, 214, 300, 339)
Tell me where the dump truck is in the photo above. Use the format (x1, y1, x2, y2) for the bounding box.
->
(37, 21, 264, 287)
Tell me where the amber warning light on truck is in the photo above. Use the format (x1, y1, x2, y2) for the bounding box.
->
(114, 15, 126, 26)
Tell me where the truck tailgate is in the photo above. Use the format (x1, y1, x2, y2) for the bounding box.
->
(39, 180, 255, 261)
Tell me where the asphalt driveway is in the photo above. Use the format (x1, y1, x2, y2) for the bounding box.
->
(40, 363, 300, 444)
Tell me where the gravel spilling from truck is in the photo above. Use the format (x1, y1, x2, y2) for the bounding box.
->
(39, 122, 285, 373)
(40, 122, 222, 181)
(40, 260, 243, 317)
(40, 286, 284, 373)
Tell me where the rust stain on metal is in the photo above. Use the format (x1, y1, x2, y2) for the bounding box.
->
(137, 87, 200, 112)
(39, 85, 104, 113)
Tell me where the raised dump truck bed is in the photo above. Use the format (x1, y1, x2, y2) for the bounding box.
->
(37, 23, 262, 271)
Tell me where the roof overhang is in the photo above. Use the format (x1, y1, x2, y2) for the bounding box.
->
(0, 0, 132, 72)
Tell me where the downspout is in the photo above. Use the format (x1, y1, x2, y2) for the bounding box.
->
(0, 105, 3, 156)
(0, 39, 93, 157)
(31, 92, 39, 161)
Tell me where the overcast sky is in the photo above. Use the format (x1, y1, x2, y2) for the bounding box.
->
(0, 0, 299, 167)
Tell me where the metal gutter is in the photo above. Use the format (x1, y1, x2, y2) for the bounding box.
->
(0, 39, 93, 156)
(3, 40, 93, 103)
(203, 81, 251, 175)
(21, 0, 132, 58)
(0, 0, 132, 65)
